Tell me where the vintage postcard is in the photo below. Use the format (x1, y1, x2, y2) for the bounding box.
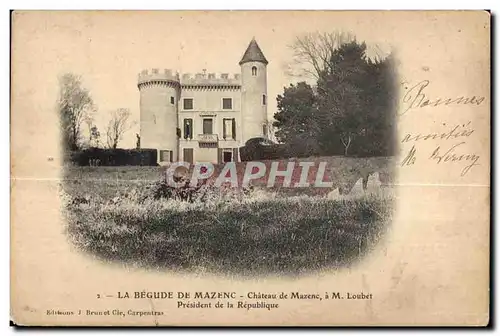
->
(10, 10, 490, 326)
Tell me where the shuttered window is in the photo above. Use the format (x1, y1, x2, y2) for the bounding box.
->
(183, 119, 193, 139)
(223, 118, 236, 140)
(232, 148, 239, 162)
(232, 119, 236, 140)
(222, 98, 232, 110)
(202, 118, 213, 134)
(159, 150, 173, 162)
(183, 98, 193, 110)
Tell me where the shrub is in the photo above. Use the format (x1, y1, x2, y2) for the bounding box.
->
(146, 174, 256, 204)
(70, 148, 158, 166)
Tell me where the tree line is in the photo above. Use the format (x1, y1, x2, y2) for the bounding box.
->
(58, 73, 136, 154)
(59, 32, 398, 159)
(273, 31, 399, 157)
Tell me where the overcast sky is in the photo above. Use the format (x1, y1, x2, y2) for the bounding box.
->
(13, 11, 392, 149)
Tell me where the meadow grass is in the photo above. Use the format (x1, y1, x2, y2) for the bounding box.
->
(63, 156, 395, 200)
(62, 184, 394, 277)
(62, 157, 395, 277)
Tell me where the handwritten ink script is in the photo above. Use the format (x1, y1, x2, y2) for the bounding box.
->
(400, 120, 480, 177)
(429, 142, 480, 176)
(398, 78, 486, 176)
(400, 80, 486, 116)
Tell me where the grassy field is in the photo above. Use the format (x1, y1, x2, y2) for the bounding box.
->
(63, 156, 395, 200)
(61, 156, 395, 277)
(63, 166, 161, 200)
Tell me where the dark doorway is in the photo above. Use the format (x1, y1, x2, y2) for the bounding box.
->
(223, 151, 232, 163)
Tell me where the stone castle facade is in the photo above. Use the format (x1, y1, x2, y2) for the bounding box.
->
(137, 38, 269, 164)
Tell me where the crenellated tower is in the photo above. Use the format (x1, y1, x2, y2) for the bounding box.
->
(239, 38, 268, 142)
(137, 68, 180, 162)
(137, 38, 269, 164)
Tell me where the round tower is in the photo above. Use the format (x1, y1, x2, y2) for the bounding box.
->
(240, 38, 268, 142)
(137, 68, 180, 163)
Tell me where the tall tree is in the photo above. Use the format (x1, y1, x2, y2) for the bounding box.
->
(106, 108, 135, 149)
(275, 32, 398, 158)
(82, 114, 101, 149)
(316, 41, 370, 155)
(58, 73, 95, 152)
(286, 31, 357, 80)
(273, 82, 321, 156)
(373, 53, 398, 156)
(354, 51, 398, 156)
(90, 126, 101, 148)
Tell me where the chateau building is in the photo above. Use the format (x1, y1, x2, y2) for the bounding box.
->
(137, 38, 269, 164)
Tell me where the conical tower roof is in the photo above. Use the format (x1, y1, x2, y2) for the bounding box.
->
(239, 38, 268, 65)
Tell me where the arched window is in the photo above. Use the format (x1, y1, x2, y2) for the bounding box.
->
(251, 66, 257, 76)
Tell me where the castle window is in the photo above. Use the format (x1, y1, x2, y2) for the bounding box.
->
(170, 96, 175, 105)
(222, 98, 232, 110)
(183, 119, 193, 140)
(252, 66, 257, 76)
(159, 150, 173, 163)
(262, 124, 268, 137)
(202, 118, 213, 134)
(183, 98, 193, 110)
(223, 118, 236, 140)
(222, 149, 233, 163)
(262, 94, 266, 105)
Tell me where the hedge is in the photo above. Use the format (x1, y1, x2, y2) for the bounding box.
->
(239, 143, 308, 161)
(69, 148, 158, 166)
(239, 139, 395, 161)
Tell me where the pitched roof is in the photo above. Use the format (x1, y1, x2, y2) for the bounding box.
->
(239, 38, 268, 65)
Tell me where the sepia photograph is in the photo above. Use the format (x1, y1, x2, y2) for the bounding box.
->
(61, 31, 398, 277)
(10, 10, 490, 326)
